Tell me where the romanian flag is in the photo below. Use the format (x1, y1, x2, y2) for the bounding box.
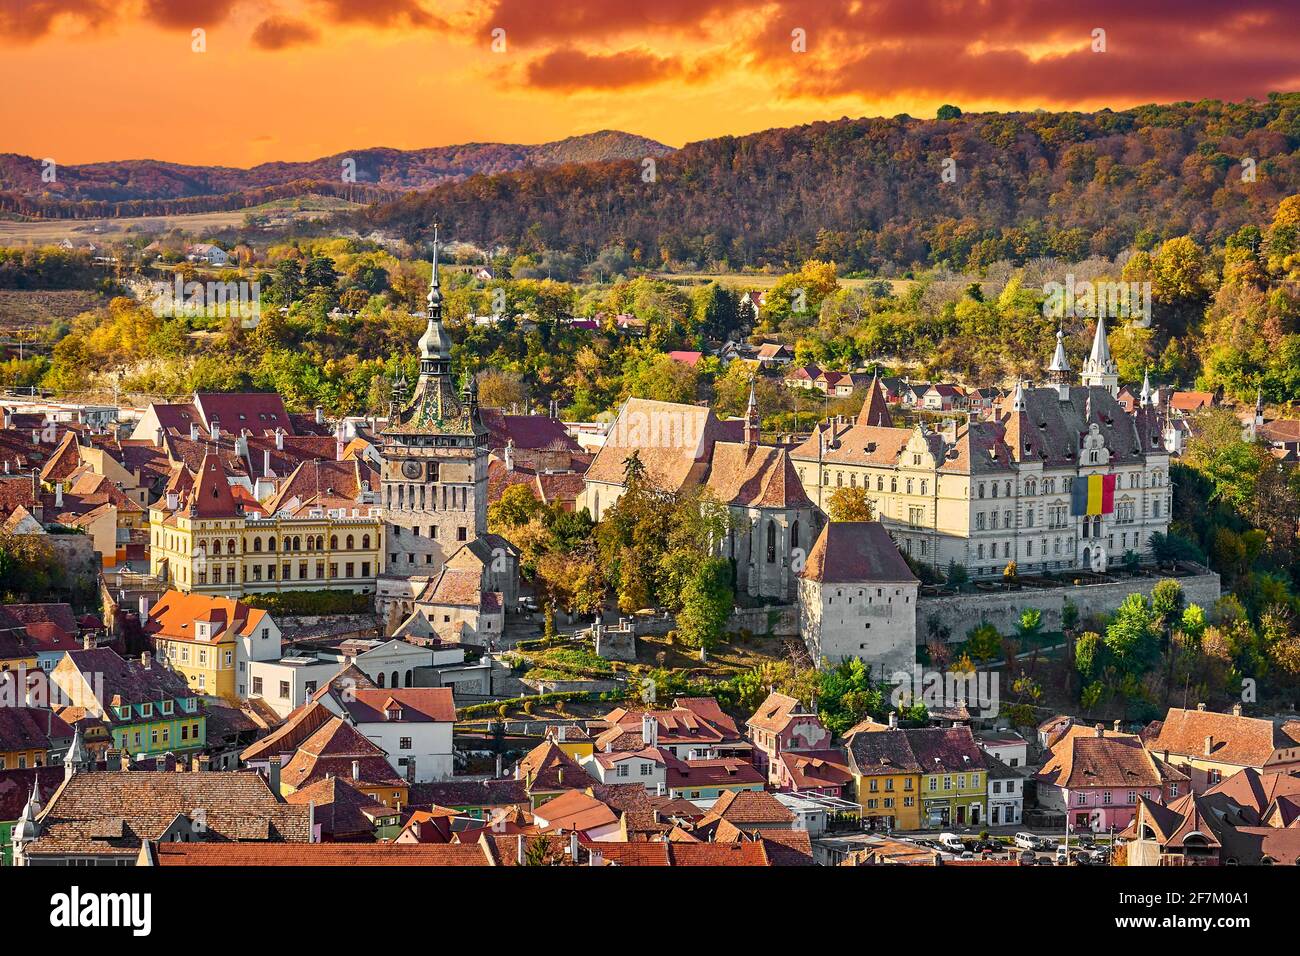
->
(1071, 474, 1116, 516)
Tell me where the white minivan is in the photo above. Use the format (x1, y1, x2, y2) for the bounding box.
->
(1014, 832, 1042, 851)
(938, 833, 965, 852)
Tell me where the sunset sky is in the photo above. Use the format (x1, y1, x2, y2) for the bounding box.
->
(3, 0, 1299, 167)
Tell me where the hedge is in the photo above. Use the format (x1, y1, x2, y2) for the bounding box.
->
(242, 589, 373, 616)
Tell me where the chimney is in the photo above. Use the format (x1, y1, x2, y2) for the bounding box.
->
(1197, 702, 1207, 711)
(1232, 703, 1242, 717)
(888, 712, 898, 730)
(275, 428, 284, 451)
(557, 725, 566, 742)
(516, 834, 525, 865)
(351, 759, 360, 780)
(165, 490, 178, 510)
(198, 755, 211, 772)
(315, 406, 324, 425)
(569, 831, 578, 859)
(1094, 723, 1104, 738)
(642, 713, 658, 747)
(141, 651, 151, 668)
(495, 753, 503, 778)
(154, 426, 164, 448)
(1112, 719, 1121, 733)
(119, 751, 131, 771)
(138, 594, 151, 619)
(268, 755, 282, 795)
(235, 430, 248, 457)
(82, 634, 94, 650)
(54, 484, 62, 508)
(1204, 735, 1214, 756)
(263, 448, 272, 478)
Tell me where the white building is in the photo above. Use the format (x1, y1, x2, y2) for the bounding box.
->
(318, 685, 456, 782)
(798, 521, 918, 676)
(975, 731, 1029, 770)
(987, 754, 1023, 826)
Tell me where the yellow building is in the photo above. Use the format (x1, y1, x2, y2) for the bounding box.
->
(149, 454, 384, 599)
(145, 590, 281, 700)
(845, 725, 923, 831)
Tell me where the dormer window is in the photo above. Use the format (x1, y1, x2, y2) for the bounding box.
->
(161, 700, 173, 715)
(141, 702, 153, 717)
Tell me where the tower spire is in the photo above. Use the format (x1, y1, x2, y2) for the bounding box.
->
(1140, 368, 1152, 407)
(1048, 326, 1071, 381)
(1080, 315, 1119, 395)
(743, 377, 760, 449)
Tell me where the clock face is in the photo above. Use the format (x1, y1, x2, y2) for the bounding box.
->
(401, 460, 422, 480)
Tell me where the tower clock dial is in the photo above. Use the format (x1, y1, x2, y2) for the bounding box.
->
(401, 460, 422, 480)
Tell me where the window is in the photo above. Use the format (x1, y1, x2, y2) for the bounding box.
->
(400, 737, 412, 750)
(252, 677, 263, 695)
(617, 764, 629, 777)
(279, 681, 290, 699)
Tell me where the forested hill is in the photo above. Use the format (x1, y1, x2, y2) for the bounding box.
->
(0, 130, 672, 210)
(359, 94, 1300, 273)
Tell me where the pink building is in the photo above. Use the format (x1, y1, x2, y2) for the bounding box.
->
(1035, 723, 1189, 832)
(746, 692, 834, 787)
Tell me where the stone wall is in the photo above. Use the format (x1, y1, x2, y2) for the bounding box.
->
(727, 604, 800, 638)
(915, 569, 1222, 643)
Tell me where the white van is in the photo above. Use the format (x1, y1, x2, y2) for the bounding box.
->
(1014, 832, 1042, 851)
(938, 833, 965, 852)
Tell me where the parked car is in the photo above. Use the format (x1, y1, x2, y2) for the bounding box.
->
(1017, 849, 1037, 865)
(1013, 832, 1041, 851)
(1055, 845, 1070, 864)
(938, 833, 965, 853)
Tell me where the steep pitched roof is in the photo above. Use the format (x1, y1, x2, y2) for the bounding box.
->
(279, 717, 404, 791)
(516, 740, 587, 793)
(705, 442, 814, 509)
(857, 375, 893, 427)
(189, 452, 240, 518)
(800, 521, 917, 585)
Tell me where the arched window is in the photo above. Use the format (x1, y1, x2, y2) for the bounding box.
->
(766, 519, 776, 564)
(376, 672, 385, 688)
(330, 535, 338, 550)
(391, 671, 400, 689)
(404, 669, 413, 687)
(306, 536, 315, 552)
(212, 540, 222, 555)
(253, 537, 262, 553)
(791, 520, 800, 550)
(292, 536, 301, 551)
(228, 539, 237, 555)
(346, 535, 354, 550)
(361, 534, 370, 549)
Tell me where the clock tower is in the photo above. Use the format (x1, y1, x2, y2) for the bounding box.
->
(378, 230, 489, 607)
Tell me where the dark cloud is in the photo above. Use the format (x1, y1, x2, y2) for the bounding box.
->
(0, 0, 115, 41)
(524, 47, 705, 92)
(312, 0, 446, 29)
(141, 0, 230, 30)
(250, 14, 319, 50)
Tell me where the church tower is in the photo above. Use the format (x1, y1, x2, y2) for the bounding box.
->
(379, 229, 489, 597)
(1080, 316, 1119, 395)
